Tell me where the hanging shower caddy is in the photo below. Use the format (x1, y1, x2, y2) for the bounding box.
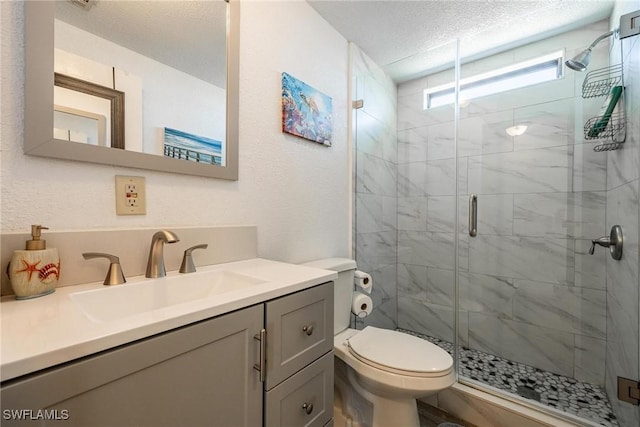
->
(581, 63, 626, 151)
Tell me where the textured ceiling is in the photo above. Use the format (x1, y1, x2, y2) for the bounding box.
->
(55, 1, 227, 88)
(55, 0, 616, 87)
(308, 0, 616, 82)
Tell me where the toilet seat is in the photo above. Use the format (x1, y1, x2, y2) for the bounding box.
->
(347, 327, 453, 378)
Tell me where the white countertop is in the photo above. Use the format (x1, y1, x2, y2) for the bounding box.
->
(0, 258, 337, 382)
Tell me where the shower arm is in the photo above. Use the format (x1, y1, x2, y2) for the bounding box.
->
(586, 30, 616, 51)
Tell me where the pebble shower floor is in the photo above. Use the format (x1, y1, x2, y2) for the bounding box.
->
(397, 329, 619, 426)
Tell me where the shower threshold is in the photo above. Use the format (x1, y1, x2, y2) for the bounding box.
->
(397, 328, 618, 427)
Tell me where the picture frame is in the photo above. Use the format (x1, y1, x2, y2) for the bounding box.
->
(281, 72, 332, 146)
(163, 127, 223, 165)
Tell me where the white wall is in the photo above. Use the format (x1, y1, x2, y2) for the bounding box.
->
(0, 0, 350, 264)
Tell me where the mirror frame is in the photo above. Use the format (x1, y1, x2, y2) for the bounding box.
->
(24, 0, 239, 180)
(54, 72, 125, 149)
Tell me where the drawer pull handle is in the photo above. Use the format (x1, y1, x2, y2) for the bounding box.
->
(302, 325, 314, 336)
(302, 402, 314, 415)
(253, 329, 266, 382)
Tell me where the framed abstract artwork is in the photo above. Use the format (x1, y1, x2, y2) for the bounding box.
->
(281, 72, 332, 146)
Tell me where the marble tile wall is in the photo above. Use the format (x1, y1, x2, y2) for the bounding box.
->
(351, 44, 398, 329)
(396, 22, 615, 388)
(604, 2, 640, 423)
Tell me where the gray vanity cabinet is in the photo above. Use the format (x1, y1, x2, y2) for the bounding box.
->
(1, 282, 334, 427)
(264, 281, 334, 427)
(1, 304, 264, 427)
(265, 352, 334, 427)
(265, 282, 333, 389)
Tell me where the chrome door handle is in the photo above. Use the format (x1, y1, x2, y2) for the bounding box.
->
(302, 325, 314, 336)
(469, 194, 478, 237)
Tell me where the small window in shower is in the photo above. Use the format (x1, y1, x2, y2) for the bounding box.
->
(424, 50, 564, 109)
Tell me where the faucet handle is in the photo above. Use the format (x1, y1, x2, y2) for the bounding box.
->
(589, 236, 610, 255)
(588, 225, 623, 260)
(179, 244, 208, 274)
(83, 252, 126, 285)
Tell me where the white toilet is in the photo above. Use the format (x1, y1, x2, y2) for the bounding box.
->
(302, 258, 455, 427)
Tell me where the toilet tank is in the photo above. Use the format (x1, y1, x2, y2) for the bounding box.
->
(301, 258, 357, 335)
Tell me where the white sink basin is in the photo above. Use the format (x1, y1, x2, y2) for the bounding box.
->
(70, 270, 267, 322)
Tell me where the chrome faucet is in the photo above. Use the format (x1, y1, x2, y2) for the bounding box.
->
(146, 230, 180, 278)
(589, 225, 623, 260)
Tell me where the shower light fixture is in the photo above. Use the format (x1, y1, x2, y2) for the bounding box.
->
(565, 29, 618, 71)
(505, 125, 528, 136)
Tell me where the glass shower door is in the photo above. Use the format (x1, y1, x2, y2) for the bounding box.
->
(394, 40, 460, 361)
(455, 19, 639, 427)
(351, 42, 400, 331)
(356, 13, 639, 425)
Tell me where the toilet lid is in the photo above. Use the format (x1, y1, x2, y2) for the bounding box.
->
(347, 327, 453, 377)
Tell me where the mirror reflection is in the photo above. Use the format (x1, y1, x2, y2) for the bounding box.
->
(54, 106, 106, 146)
(54, 0, 228, 166)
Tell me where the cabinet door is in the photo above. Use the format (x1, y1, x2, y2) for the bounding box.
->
(1, 305, 264, 427)
(265, 282, 333, 389)
(265, 351, 334, 427)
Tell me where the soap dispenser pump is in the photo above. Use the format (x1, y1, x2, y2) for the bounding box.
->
(7, 225, 60, 299)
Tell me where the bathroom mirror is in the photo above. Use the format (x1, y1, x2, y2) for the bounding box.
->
(24, 0, 239, 180)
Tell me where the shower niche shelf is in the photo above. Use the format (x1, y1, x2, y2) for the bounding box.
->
(581, 64, 625, 152)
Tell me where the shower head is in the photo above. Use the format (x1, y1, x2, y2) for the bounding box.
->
(565, 29, 617, 72)
(565, 49, 592, 71)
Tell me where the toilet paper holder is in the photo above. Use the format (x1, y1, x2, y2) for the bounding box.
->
(351, 292, 373, 317)
(354, 270, 373, 294)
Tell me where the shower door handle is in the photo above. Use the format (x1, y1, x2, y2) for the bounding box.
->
(469, 194, 478, 237)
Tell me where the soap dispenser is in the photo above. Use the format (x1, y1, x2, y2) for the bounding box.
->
(7, 225, 60, 299)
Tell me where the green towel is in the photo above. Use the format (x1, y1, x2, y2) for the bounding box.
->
(588, 85, 623, 138)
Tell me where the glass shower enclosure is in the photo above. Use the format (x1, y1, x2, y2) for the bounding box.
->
(353, 8, 639, 426)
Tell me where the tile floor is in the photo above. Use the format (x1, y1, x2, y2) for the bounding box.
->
(417, 400, 473, 427)
(398, 329, 619, 427)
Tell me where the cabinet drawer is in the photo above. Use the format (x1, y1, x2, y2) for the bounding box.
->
(265, 351, 334, 427)
(265, 282, 333, 389)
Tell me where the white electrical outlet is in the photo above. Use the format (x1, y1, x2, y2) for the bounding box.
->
(115, 175, 146, 215)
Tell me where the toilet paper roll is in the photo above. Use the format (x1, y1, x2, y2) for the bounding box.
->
(354, 270, 373, 294)
(351, 292, 373, 318)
